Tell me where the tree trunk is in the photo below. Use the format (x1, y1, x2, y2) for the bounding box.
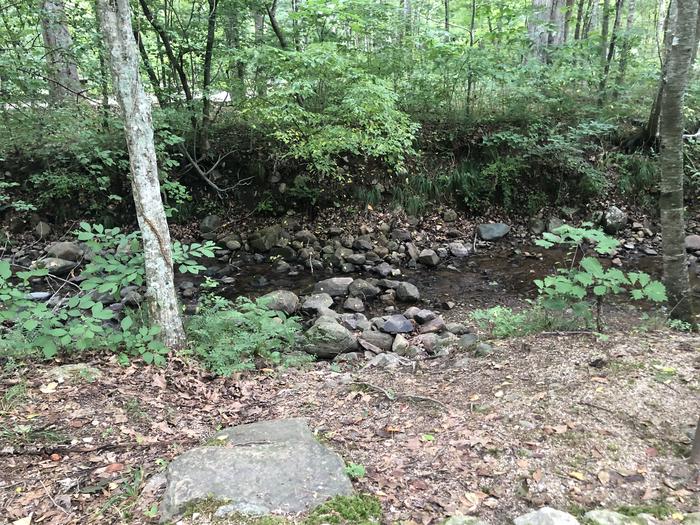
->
(601, 0, 611, 60)
(691, 416, 700, 464)
(444, 0, 450, 33)
(659, 0, 698, 325)
(529, 0, 552, 60)
(200, 0, 218, 156)
(575, 0, 585, 38)
(40, 0, 81, 104)
(615, 0, 636, 92)
(96, 0, 186, 349)
(267, 2, 288, 49)
(598, 0, 625, 99)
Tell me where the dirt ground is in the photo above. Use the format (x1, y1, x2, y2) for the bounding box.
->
(1, 328, 698, 525)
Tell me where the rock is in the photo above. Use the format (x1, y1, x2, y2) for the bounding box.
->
(514, 508, 580, 525)
(392, 333, 410, 354)
(260, 290, 300, 315)
(295, 230, 317, 245)
(364, 353, 410, 369)
(396, 282, 420, 302)
(339, 313, 371, 331)
(446, 322, 469, 335)
(160, 418, 352, 520)
(683, 513, 700, 525)
(47, 363, 103, 383)
(603, 206, 628, 234)
(418, 249, 439, 266)
(391, 229, 412, 242)
(381, 314, 413, 334)
(448, 242, 470, 257)
(359, 330, 394, 351)
(530, 218, 546, 235)
(473, 342, 493, 357)
(34, 221, 51, 238)
(414, 309, 438, 324)
(270, 245, 296, 261)
(345, 253, 366, 265)
(436, 247, 448, 258)
(403, 306, 421, 319)
(34, 257, 77, 276)
(685, 234, 700, 252)
(441, 515, 489, 525)
(456, 334, 478, 351)
(374, 262, 394, 277)
(26, 291, 51, 301)
(547, 217, 564, 233)
(348, 279, 381, 299)
(47, 241, 83, 262)
(419, 316, 446, 334)
(477, 223, 510, 241)
(225, 239, 242, 251)
(443, 209, 458, 222)
(302, 319, 358, 358)
(200, 214, 222, 234)
(249, 225, 283, 253)
(121, 289, 143, 307)
(343, 297, 365, 312)
(352, 237, 373, 251)
(413, 333, 439, 352)
(314, 277, 354, 297)
(406, 243, 420, 261)
(583, 510, 657, 525)
(302, 293, 334, 313)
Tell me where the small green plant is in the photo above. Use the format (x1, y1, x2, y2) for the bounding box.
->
(534, 225, 667, 331)
(0, 382, 27, 413)
(667, 318, 693, 332)
(344, 462, 367, 480)
(305, 495, 381, 525)
(470, 305, 570, 338)
(188, 296, 308, 375)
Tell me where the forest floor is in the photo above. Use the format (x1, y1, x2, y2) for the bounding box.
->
(1, 326, 698, 525)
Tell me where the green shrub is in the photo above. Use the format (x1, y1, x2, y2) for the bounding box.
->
(187, 296, 308, 375)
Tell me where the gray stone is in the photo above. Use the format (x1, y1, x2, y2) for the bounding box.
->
(603, 206, 628, 234)
(547, 217, 564, 233)
(406, 243, 420, 261)
(403, 306, 421, 319)
(414, 309, 438, 324)
(47, 241, 83, 262)
(348, 279, 381, 299)
(302, 293, 334, 313)
(473, 342, 494, 357)
(295, 230, 317, 245)
(477, 223, 510, 241)
(364, 353, 410, 369)
(419, 316, 446, 334)
(359, 330, 394, 351)
(381, 314, 413, 334)
(34, 221, 51, 238)
(391, 229, 412, 242)
(121, 289, 143, 307)
(392, 333, 410, 354)
(345, 253, 366, 265)
(225, 240, 242, 251)
(339, 313, 371, 331)
(302, 319, 358, 358)
(413, 333, 439, 352)
(343, 297, 365, 312)
(448, 242, 470, 257)
(443, 209, 458, 222)
(160, 419, 352, 520)
(396, 282, 420, 302)
(456, 334, 478, 351)
(352, 237, 373, 251)
(200, 214, 222, 234)
(270, 246, 296, 261)
(583, 510, 656, 525)
(26, 291, 51, 301)
(260, 290, 300, 315)
(47, 363, 103, 383)
(514, 508, 580, 525)
(314, 277, 354, 297)
(685, 234, 700, 252)
(249, 225, 284, 253)
(418, 249, 439, 266)
(446, 322, 469, 335)
(374, 262, 394, 277)
(530, 218, 546, 235)
(35, 257, 77, 276)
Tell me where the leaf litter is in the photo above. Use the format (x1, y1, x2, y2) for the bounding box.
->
(0, 330, 698, 524)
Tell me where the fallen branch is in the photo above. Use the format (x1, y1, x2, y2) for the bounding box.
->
(178, 145, 253, 194)
(350, 381, 449, 410)
(1, 437, 199, 457)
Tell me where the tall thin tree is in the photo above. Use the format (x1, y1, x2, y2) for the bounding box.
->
(96, 0, 186, 349)
(40, 0, 81, 103)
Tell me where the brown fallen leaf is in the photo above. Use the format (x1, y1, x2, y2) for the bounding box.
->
(597, 470, 610, 485)
(532, 469, 543, 482)
(569, 471, 586, 481)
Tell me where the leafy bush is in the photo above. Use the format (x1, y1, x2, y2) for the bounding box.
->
(535, 225, 667, 330)
(187, 296, 308, 375)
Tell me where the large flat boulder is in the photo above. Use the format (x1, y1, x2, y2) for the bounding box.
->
(161, 418, 353, 521)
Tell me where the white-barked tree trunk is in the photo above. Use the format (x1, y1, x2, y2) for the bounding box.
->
(96, 0, 186, 349)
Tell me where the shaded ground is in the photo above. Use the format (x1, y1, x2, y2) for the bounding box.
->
(1, 327, 698, 525)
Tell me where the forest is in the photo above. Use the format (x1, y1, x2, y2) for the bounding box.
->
(0, 0, 699, 523)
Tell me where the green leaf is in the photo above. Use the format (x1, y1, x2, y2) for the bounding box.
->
(0, 260, 11, 280)
(121, 316, 134, 331)
(643, 281, 667, 302)
(593, 285, 607, 296)
(580, 257, 604, 278)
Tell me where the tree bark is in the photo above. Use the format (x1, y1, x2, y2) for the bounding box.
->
(691, 416, 700, 464)
(615, 0, 636, 91)
(601, 0, 611, 60)
(200, 0, 218, 155)
(598, 0, 625, 99)
(659, 0, 698, 325)
(40, 0, 81, 104)
(96, 0, 186, 349)
(444, 0, 450, 33)
(267, 2, 288, 49)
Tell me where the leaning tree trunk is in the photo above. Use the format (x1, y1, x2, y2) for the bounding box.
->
(40, 0, 81, 103)
(659, 0, 698, 325)
(691, 416, 700, 464)
(96, 0, 186, 349)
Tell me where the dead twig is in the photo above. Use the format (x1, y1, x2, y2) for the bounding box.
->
(41, 479, 70, 515)
(178, 145, 254, 194)
(2, 438, 199, 457)
(350, 381, 449, 410)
